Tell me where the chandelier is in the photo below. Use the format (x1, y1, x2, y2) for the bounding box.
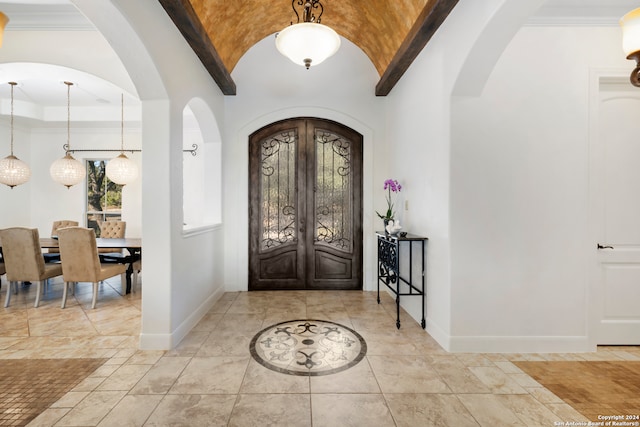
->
(0, 82, 31, 188)
(275, 0, 341, 69)
(621, 8, 640, 87)
(49, 81, 86, 188)
(106, 94, 138, 185)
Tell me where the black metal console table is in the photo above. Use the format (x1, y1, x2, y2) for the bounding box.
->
(376, 232, 428, 329)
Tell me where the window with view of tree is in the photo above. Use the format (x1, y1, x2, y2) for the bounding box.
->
(86, 160, 122, 236)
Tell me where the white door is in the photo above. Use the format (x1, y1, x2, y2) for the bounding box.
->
(591, 78, 640, 345)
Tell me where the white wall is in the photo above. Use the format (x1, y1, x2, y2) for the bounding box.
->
(223, 36, 386, 292)
(384, 0, 634, 353)
(385, 39, 453, 345)
(449, 24, 631, 352)
(381, 0, 541, 348)
(183, 100, 223, 229)
(183, 126, 206, 227)
(78, 0, 227, 349)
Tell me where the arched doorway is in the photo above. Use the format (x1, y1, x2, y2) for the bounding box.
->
(249, 117, 363, 290)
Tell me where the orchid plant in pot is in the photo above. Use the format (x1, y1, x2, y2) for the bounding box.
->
(376, 179, 402, 231)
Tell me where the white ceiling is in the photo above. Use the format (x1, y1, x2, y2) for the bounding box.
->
(0, 63, 133, 107)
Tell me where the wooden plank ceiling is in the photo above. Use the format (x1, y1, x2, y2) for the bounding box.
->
(158, 0, 458, 96)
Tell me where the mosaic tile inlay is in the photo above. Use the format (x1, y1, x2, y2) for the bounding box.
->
(250, 319, 367, 376)
(0, 358, 108, 427)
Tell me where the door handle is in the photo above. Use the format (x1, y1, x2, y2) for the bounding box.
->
(597, 243, 614, 250)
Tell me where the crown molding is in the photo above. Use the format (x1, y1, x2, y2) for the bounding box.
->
(526, 2, 631, 27)
(0, 4, 93, 30)
(525, 16, 621, 27)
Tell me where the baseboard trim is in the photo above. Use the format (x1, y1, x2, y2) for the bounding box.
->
(138, 287, 225, 350)
(447, 335, 592, 353)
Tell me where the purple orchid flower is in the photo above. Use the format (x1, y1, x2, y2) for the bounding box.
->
(377, 179, 402, 220)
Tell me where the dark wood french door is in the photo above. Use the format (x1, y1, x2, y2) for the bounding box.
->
(249, 117, 363, 290)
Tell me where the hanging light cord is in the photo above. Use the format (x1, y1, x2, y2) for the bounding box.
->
(65, 81, 72, 154)
(9, 82, 15, 156)
(120, 93, 124, 154)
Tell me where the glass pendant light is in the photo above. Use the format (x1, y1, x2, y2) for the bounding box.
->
(106, 94, 138, 185)
(49, 81, 86, 188)
(275, 0, 340, 69)
(0, 81, 31, 189)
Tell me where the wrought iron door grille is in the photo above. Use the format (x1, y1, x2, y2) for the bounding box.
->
(260, 129, 297, 251)
(315, 129, 352, 251)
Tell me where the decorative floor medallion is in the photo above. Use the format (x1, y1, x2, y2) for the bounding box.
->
(250, 319, 367, 376)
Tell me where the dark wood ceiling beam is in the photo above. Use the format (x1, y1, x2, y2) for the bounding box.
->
(375, 0, 459, 96)
(158, 0, 236, 96)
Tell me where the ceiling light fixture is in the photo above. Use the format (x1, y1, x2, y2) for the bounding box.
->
(106, 94, 138, 185)
(50, 81, 86, 188)
(0, 12, 8, 47)
(0, 82, 31, 189)
(275, 0, 340, 70)
(621, 7, 640, 87)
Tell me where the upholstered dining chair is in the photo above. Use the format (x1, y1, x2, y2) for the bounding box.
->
(57, 226, 127, 309)
(99, 220, 126, 239)
(45, 219, 79, 262)
(52, 220, 80, 237)
(0, 227, 64, 308)
(98, 220, 126, 256)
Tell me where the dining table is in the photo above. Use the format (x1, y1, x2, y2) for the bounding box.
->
(0, 237, 141, 294)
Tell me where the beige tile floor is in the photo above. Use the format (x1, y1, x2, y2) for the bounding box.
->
(1, 277, 639, 426)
